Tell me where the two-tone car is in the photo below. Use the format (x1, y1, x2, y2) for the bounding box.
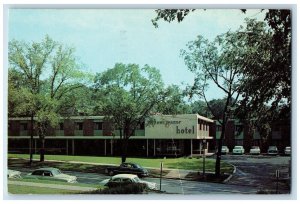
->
(100, 174, 157, 190)
(25, 167, 77, 183)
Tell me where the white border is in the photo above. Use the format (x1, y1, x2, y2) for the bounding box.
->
(1, 0, 299, 202)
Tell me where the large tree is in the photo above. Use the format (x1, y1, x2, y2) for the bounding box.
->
(8, 36, 87, 162)
(181, 33, 243, 176)
(94, 63, 168, 163)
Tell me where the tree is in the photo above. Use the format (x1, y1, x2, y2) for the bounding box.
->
(94, 63, 167, 163)
(8, 36, 87, 162)
(181, 33, 243, 176)
(156, 85, 192, 115)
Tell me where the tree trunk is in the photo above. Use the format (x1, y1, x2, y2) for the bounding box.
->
(29, 114, 34, 165)
(215, 120, 226, 177)
(121, 138, 128, 163)
(40, 137, 45, 162)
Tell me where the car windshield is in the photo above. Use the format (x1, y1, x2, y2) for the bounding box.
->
(252, 146, 259, 149)
(235, 146, 242, 149)
(285, 147, 291, 150)
(132, 164, 141, 168)
(133, 177, 140, 182)
(269, 146, 277, 150)
(51, 169, 61, 175)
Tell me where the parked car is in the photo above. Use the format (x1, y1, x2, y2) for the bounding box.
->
(25, 167, 77, 183)
(249, 146, 261, 155)
(232, 146, 245, 155)
(221, 146, 229, 154)
(105, 162, 149, 177)
(100, 174, 157, 190)
(267, 146, 278, 155)
(8, 169, 22, 179)
(284, 146, 291, 155)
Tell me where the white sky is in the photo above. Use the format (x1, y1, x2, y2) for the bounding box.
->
(8, 8, 266, 100)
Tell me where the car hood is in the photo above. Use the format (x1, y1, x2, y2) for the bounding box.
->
(100, 178, 110, 186)
(55, 174, 77, 182)
(139, 180, 157, 190)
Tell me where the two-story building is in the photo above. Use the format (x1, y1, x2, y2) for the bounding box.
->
(8, 114, 214, 157)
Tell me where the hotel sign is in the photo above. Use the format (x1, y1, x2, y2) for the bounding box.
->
(145, 115, 198, 139)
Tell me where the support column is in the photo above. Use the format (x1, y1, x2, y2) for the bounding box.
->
(154, 139, 156, 157)
(200, 140, 202, 155)
(66, 140, 69, 155)
(34, 139, 37, 154)
(190, 139, 193, 157)
(111, 139, 113, 155)
(146, 139, 149, 157)
(104, 139, 107, 156)
(72, 139, 75, 155)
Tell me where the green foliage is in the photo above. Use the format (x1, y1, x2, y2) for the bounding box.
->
(8, 35, 89, 161)
(94, 63, 166, 134)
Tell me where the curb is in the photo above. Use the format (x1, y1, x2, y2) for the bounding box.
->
(222, 164, 236, 183)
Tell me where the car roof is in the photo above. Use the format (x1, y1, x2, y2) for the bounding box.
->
(112, 174, 138, 179)
(35, 167, 60, 171)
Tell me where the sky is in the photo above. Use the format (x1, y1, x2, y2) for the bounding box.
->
(8, 8, 266, 100)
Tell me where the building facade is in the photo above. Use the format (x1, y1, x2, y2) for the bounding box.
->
(211, 119, 291, 153)
(8, 114, 214, 157)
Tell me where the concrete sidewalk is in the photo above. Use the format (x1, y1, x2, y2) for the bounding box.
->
(8, 180, 98, 192)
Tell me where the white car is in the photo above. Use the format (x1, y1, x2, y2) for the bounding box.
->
(249, 146, 261, 155)
(25, 167, 77, 183)
(8, 169, 22, 179)
(267, 146, 278, 155)
(221, 146, 229, 154)
(284, 146, 291, 155)
(101, 174, 157, 190)
(232, 146, 245, 155)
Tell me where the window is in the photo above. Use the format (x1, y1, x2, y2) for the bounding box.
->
(20, 123, 28, 131)
(75, 122, 83, 130)
(94, 122, 103, 130)
(235, 125, 243, 133)
(32, 170, 44, 176)
(139, 122, 145, 130)
(59, 123, 64, 130)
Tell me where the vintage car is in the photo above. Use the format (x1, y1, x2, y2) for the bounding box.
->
(105, 162, 149, 177)
(267, 146, 278, 155)
(100, 174, 157, 190)
(25, 167, 77, 183)
(249, 146, 261, 155)
(284, 146, 291, 155)
(232, 146, 245, 155)
(221, 146, 230, 154)
(8, 169, 22, 179)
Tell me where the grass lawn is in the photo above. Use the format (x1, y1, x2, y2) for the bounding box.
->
(8, 184, 81, 194)
(8, 153, 233, 174)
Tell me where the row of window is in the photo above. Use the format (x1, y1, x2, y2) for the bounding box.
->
(13, 122, 146, 131)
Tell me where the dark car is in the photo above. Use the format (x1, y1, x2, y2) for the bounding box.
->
(105, 163, 149, 177)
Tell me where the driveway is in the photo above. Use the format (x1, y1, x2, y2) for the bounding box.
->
(221, 154, 291, 193)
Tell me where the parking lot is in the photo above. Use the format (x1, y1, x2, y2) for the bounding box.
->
(220, 154, 291, 193)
